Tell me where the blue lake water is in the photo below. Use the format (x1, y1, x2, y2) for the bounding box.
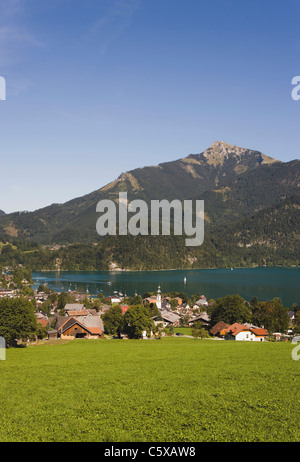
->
(32, 267, 300, 307)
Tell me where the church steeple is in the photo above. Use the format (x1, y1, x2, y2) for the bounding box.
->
(156, 285, 161, 310)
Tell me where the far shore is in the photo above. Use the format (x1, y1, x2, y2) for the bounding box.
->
(34, 265, 299, 273)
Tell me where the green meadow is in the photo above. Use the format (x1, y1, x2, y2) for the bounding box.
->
(0, 338, 299, 442)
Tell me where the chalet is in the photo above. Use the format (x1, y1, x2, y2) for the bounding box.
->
(56, 316, 104, 339)
(49, 312, 104, 340)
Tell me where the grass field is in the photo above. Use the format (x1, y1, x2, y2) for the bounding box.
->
(0, 337, 299, 442)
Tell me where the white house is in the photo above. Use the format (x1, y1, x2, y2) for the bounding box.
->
(224, 323, 268, 341)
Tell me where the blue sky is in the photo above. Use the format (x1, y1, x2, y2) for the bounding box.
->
(0, 0, 300, 213)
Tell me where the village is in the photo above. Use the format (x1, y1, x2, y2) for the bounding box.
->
(0, 268, 297, 344)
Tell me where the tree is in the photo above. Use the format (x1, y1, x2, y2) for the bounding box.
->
(192, 321, 210, 339)
(210, 294, 252, 326)
(0, 297, 37, 347)
(123, 305, 154, 339)
(36, 322, 48, 340)
(102, 305, 124, 337)
(252, 298, 290, 333)
(57, 292, 75, 310)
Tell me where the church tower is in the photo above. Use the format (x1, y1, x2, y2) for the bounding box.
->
(156, 285, 162, 310)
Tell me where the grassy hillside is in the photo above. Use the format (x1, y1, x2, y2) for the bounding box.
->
(1, 338, 299, 442)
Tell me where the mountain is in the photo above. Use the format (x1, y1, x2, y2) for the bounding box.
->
(0, 210, 5, 217)
(0, 141, 299, 270)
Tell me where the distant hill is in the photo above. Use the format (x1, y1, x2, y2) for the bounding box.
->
(0, 210, 5, 217)
(0, 141, 299, 270)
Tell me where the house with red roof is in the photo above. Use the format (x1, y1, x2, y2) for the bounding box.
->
(224, 322, 268, 341)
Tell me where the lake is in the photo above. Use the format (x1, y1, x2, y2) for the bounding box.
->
(32, 267, 300, 307)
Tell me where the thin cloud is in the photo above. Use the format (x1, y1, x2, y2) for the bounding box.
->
(0, 0, 43, 68)
(85, 0, 140, 56)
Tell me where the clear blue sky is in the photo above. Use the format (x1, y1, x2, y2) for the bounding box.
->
(0, 0, 300, 213)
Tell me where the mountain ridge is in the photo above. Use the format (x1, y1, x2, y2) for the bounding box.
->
(0, 141, 299, 270)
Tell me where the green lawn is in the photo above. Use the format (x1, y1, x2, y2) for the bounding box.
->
(0, 338, 299, 442)
(173, 327, 193, 336)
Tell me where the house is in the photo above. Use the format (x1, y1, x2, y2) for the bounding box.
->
(67, 309, 90, 317)
(161, 299, 171, 310)
(224, 323, 268, 341)
(224, 323, 253, 341)
(143, 295, 158, 306)
(64, 303, 85, 312)
(48, 330, 58, 340)
(50, 313, 104, 340)
(157, 310, 181, 327)
(37, 318, 49, 328)
(174, 297, 183, 306)
(56, 316, 104, 339)
(210, 321, 230, 337)
(195, 295, 208, 307)
(250, 328, 269, 341)
(189, 312, 210, 327)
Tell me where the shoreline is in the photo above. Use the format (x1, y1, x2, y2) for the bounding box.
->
(34, 265, 300, 273)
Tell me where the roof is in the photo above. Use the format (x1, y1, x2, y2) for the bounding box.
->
(191, 312, 211, 323)
(250, 328, 268, 336)
(224, 323, 250, 337)
(78, 315, 104, 331)
(210, 321, 230, 335)
(160, 310, 181, 324)
(120, 305, 129, 314)
(67, 310, 89, 317)
(87, 327, 103, 335)
(64, 303, 85, 311)
(55, 316, 69, 330)
(58, 317, 103, 336)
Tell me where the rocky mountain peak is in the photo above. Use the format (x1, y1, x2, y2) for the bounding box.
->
(202, 141, 278, 166)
